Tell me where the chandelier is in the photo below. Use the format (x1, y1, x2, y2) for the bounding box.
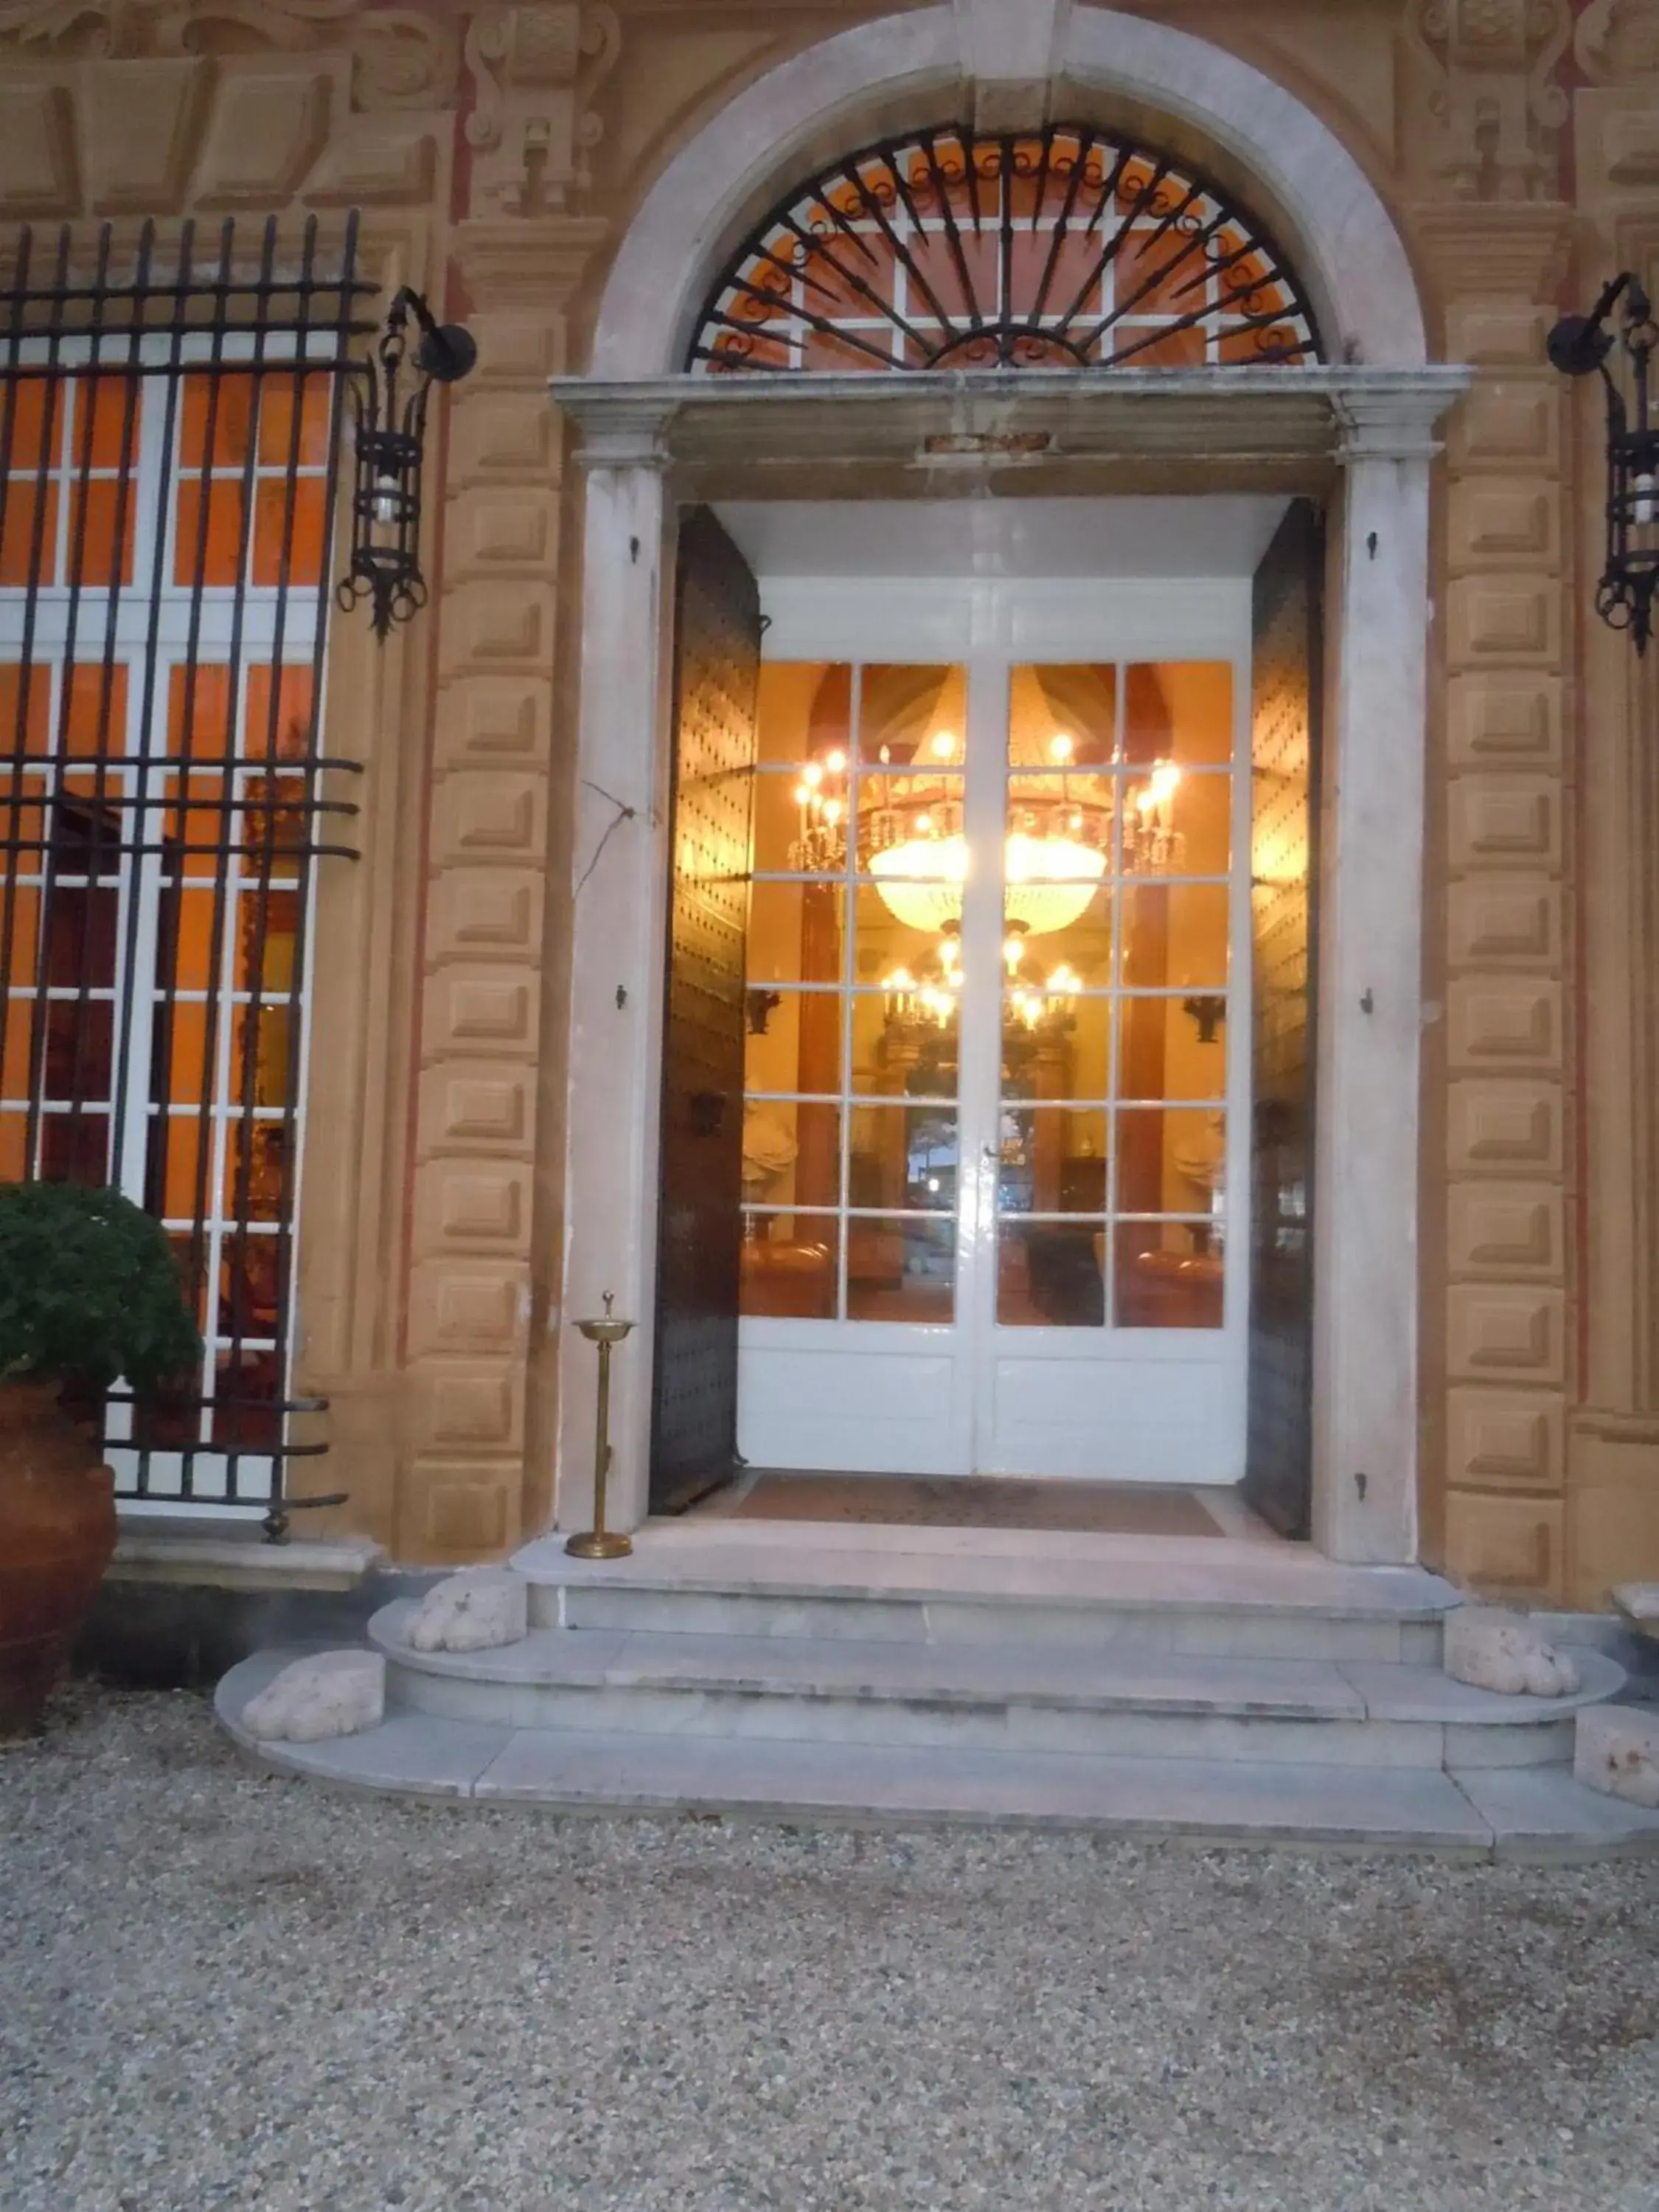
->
(881, 922, 1082, 1034)
(788, 731, 1183, 931)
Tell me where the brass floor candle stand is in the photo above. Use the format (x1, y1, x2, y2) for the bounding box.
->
(566, 1295, 635, 1559)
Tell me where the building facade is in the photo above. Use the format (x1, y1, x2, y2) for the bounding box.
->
(1, 0, 1655, 1610)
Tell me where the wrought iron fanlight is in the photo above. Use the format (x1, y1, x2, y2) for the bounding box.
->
(337, 285, 477, 638)
(1548, 272, 1658, 655)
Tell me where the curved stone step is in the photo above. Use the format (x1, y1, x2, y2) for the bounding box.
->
(366, 1601, 1623, 1771)
(514, 1536, 1460, 1661)
(215, 1651, 1659, 1861)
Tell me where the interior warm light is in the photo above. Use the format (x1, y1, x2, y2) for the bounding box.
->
(870, 829, 1103, 934)
(1049, 731, 1074, 762)
(930, 730, 957, 760)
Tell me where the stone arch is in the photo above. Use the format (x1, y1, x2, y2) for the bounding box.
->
(588, 4, 1425, 379)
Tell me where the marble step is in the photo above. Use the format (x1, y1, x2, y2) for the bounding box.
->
(514, 1536, 1459, 1663)
(367, 1602, 1621, 1772)
(215, 1651, 1659, 1862)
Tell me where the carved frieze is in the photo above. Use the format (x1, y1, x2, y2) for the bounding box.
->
(0, 0, 459, 111)
(1407, 0, 1571, 201)
(462, 3, 621, 216)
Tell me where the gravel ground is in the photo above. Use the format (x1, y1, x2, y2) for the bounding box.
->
(2, 1688, 1658, 2212)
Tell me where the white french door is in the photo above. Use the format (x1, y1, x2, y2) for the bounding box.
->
(734, 573, 1252, 1482)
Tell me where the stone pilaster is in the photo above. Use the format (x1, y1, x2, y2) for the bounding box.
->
(394, 215, 608, 1565)
(1416, 205, 1577, 1599)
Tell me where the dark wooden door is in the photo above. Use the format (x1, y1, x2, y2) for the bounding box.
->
(1243, 500, 1324, 1537)
(650, 507, 762, 1512)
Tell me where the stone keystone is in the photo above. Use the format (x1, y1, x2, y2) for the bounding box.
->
(1574, 1707, 1659, 1810)
(1443, 1608, 1582, 1698)
(243, 1651, 385, 1744)
(406, 1570, 529, 1654)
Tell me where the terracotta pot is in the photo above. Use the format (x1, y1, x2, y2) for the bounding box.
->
(0, 1379, 116, 1733)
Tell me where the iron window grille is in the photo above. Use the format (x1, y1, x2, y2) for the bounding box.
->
(0, 213, 375, 1534)
(689, 123, 1321, 375)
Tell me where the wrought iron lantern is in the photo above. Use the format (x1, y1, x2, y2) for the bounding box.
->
(1548, 271, 1658, 655)
(337, 286, 476, 638)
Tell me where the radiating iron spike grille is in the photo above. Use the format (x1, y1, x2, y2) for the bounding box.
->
(0, 215, 376, 1520)
(689, 125, 1321, 375)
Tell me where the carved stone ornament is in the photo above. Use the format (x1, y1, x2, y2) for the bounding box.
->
(463, 2, 621, 216)
(0, 0, 459, 111)
(1575, 0, 1659, 80)
(1408, 0, 1573, 200)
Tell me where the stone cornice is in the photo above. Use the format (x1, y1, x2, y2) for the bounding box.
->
(1409, 201, 1576, 302)
(548, 366, 1472, 473)
(452, 215, 610, 310)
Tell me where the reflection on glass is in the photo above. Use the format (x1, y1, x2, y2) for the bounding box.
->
(1116, 1106, 1226, 1218)
(741, 1099, 841, 1211)
(849, 1104, 958, 1210)
(994, 1107, 1107, 1214)
(1113, 1225, 1225, 1329)
(860, 665, 967, 764)
(740, 1214, 838, 1318)
(742, 987, 843, 1099)
(755, 661, 851, 770)
(849, 989, 959, 1102)
(998, 1221, 1106, 1327)
(1008, 665, 1116, 766)
(846, 1216, 954, 1323)
(1001, 886, 1113, 990)
(1122, 662, 1233, 766)
(1001, 990, 1105, 1099)
(1121, 765, 1231, 878)
(1122, 884, 1230, 990)
(1116, 1001, 1227, 1105)
(748, 878, 845, 986)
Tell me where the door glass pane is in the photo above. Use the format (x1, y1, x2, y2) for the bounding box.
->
(741, 1099, 841, 1209)
(743, 660, 967, 1327)
(998, 1222, 1106, 1327)
(1001, 991, 1109, 1101)
(742, 988, 843, 1097)
(846, 1217, 954, 1323)
(849, 1105, 958, 1210)
(998, 661, 1234, 1332)
(995, 1107, 1107, 1214)
(741, 1214, 838, 1318)
(1113, 1225, 1225, 1329)
(1116, 1107, 1227, 1218)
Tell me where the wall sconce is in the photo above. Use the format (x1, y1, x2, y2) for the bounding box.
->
(337, 286, 477, 639)
(746, 987, 782, 1036)
(1547, 271, 1658, 655)
(1183, 994, 1226, 1045)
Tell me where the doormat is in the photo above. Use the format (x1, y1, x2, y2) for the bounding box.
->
(728, 1475, 1223, 1537)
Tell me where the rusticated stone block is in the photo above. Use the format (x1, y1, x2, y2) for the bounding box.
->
(1446, 1183, 1562, 1276)
(1445, 1079, 1563, 1175)
(1447, 1282, 1565, 1382)
(1444, 1489, 1564, 1595)
(1446, 1385, 1564, 1492)
(1446, 674, 1561, 769)
(1448, 776, 1560, 870)
(1447, 978, 1562, 1069)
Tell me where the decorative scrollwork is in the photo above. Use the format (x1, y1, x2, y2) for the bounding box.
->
(689, 124, 1321, 376)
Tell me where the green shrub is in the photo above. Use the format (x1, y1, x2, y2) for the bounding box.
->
(0, 1180, 202, 1393)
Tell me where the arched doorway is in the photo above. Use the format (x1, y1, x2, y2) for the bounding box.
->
(552, 6, 1467, 1565)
